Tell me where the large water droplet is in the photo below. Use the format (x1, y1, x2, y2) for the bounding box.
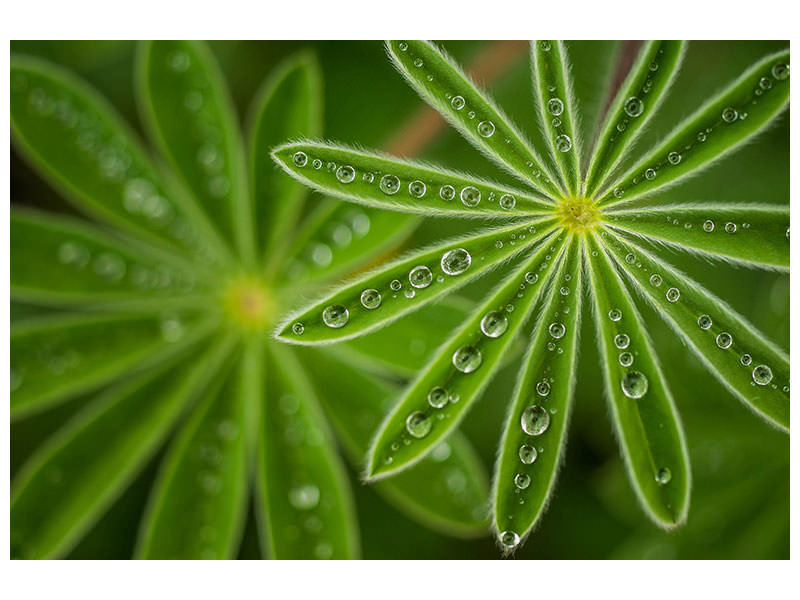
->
(715, 332, 732, 349)
(752, 364, 773, 385)
(499, 194, 516, 210)
(555, 134, 572, 152)
(322, 304, 349, 328)
(548, 322, 565, 339)
(452, 346, 482, 373)
(292, 151, 308, 167)
(360, 288, 381, 310)
(547, 98, 564, 116)
(499, 530, 520, 550)
(624, 96, 644, 117)
(408, 180, 427, 198)
(460, 186, 481, 207)
(621, 371, 649, 399)
(441, 248, 472, 275)
(451, 95, 465, 110)
(336, 165, 355, 184)
(722, 107, 738, 123)
(614, 333, 630, 349)
(428, 387, 449, 409)
(406, 411, 432, 438)
(666, 287, 680, 303)
(514, 473, 531, 489)
(521, 405, 550, 436)
(379, 174, 400, 195)
(771, 63, 789, 81)
(480, 311, 508, 338)
(519, 444, 538, 464)
(697, 314, 712, 330)
(477, 121, 495, 138)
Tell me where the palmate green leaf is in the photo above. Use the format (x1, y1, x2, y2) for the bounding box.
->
(385, 40, 562, 198)
(10, 334, 235, 559)
(340, 295, 475, 378)
(135, 348, 249, 559)
(10, 55, 218, 261)
(492, 237, 582, 552)
(302, 347, 489, 537)
(11, 312, 217, 420)
(256, 345, 359, 559)
(276, 220, 556, 344)
(367, 232, 571, 480)
(532, 40, 582, 196)
(604, 203, 789, 270)
(272, 141, 555, 217)
(586, 234, 690, 527)
(598, 49, 790, 206)
(247, 51, 323, 268)
(602, 228, 789, 430)
(137, 40, 254, 264)
(278, 199, 418, 288)
(584, 41, 686, 196)
(11, 208, 207, 306)
(568, 41, 620, 152)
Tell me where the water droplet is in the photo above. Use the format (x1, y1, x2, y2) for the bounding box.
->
(618, 352, 634, 367)
(406, 411, 432, 438)
(535, 381, 551, 397)
(666, 287, 680, 303)
(560, 286, 569, 296)
(168, 51, 191, 72)
(621, 371, 649, 398)
(715, 332, 733, 349)
(548, 322, 565, 339)
(613, 187, 624, 199)
(752, 364, 773, 385)
(312, 159, 322, 169)
(521, 405, 550, 436)
(289, 483, 320, 510)
(608, 308, 622, 322)
(408, 180, 427, 198)
(525, 272, 538, 284)
(292, 323, 305, 336)
(655, 468, 672, 485)
(451, 95, 465, 110)
(292, 151, 308, 167)
(649, 61, 659, 72)
(428, 387, 449, 409)
(480, 311, 508, 338)
(514, 473, 531, 489)
(539, 41, 551, 51)
(740, 353, 752, 366)
(758, 76, 773, 91)
(725, 222, 737, 233)
(499, 194, 516, 210)
(697, 315, 713, 330)
(625, 253, 636, 264)
(624, 96, 644, 117)
(644, 168, 656, 181)
(404, 288, 415, 299)
(614, 334, 630, 349)
(441, 248, 472, 275)
(322, 304, 349, 328)
(650, 274, 663, 287)
(697, 131, 707, 143)
(413, 57, 423, 68)
(452, 346, 482, 373)
(722, 107, 738, 123)
(390, 279, 402, 292)
(460, 186, 481, 207)
(439, 184, 455, 201)
(703, 219, 715, 232)
(398, 42, 408, 52)
(379, 174, 400, 195)
(519, 445, 538, 464)
(771, 63, 789, 81)
(668, 151, 681, 165)
(547, 98, 564, 116)
(555, 134, 572, 152)
(409, 265, 433, 288)
(477, 120, 495, 138)
(336, 165, 355, 183)
(499, 530, 520, 550)
(360, 289, 381, 310)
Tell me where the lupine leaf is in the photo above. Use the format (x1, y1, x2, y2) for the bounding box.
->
(11, 208, 206, 305)
(272, 140, 555, 217)
(256, 345, 359, 559)
(10, 55, 216, 260)
(135, 349, 249, 559)
(367, 231, 570, 480)
(137, 41, 253, 263)
(586, 234, 691, 527)
(598, 49, 790, 206)
(602, 228, 789, 430)
(10, 334, 234, 559)
(340, 295, 475, 377)
(11, 312, 216, 420)
(275, 220, 557, 345)
(385, 40, 563, 197)
(492, 236, 582, 551)
(277, 199, 418, 288)
(531, 40, 582, 196)
(302, 347, 490, 536)
(247, 51, 323, 268)
(584, 41, 686, 196)
(568, 41, 620, 152)
(604, 203, 789, 270)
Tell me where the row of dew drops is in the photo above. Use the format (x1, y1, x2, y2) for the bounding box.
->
(291, 150, 519, 211)
(610, 60, 789, 201)
(538, 41, 574, 154)
(612, 239, 786, 392)
(499, 257, 577, 551)
(396, 40, 555, 188)
(13, 69, 207, 256)
(608, 212, 790, 242)
(290, 225, 541, 336)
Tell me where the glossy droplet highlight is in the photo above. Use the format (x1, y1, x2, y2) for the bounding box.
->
(336, 165, 355, 183)
(441, 248, 471, 275)
(360, 289, 381, 310)
(666, 287, 680, 303)
(521, 405, 550, 436)
(548, 322, 565, 339)
(379, 174, 400, 195)
(439, 185, 455, 201)
(697, 314, 712, 330)
(406, 411, 432, 438)
(408, 180, 427, 198)
(480, 311, 508, 338)
(292, 151, 308, 167)
(519, 445, 538, 464)
(514, 473, 531, 490)
(451, 95, 465, 110)
(715, 332, 732, 349)
(460, 186, 481, 207)
(289, 483, 320, 510)
(555, 134, 572, 152)
(752, 364, 773, 385)
(322, 304, 349, 328)
(547, 98, 564, 116)
(655, 468, 672, 485)
(621, 371, 649, 399)
(428, 387, 449, 409)
(409, 265, 433, 288)
(624, 96, 644, 117)
(452, 346, 482, 373)
(477, 121, 495, 138)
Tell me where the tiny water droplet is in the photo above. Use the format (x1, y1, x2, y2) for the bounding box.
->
(740, 353, 752, 366)
(451, 95, 465, 110)
(322, 304, 349, 328)
(535, 381, 551, 397)
(613, 187, 624, 199)
(499, 530, 520, 550)
(703, 219, 715, 232)
(525, 272, 539, 284)
(428, 386, 449, 409)
(644, 168, 656, 180)
(771, 63, 789, 81)
(608, 308, 622, 322)
(618, 352, 634, 367)
(725, 222, 737, 233)
(722, 107, 738, 123)
(548, 322, 565, 339)
(555, 134, 572, 152)
(668, 152, 681, 165)
(312, 158, 322, 169)
(292, 322, 304, 335)
(390, 279, 402, 292)
(408, 180, 427, 198)
(650, 274, 663, 287)
(547, 98, 564, 116)
(289, 483, 319, 510)
(514, 473, 531, 489)
(477, 120, 495, 138)
(614, 334, 630, 349)
(499, 194, 516, 210)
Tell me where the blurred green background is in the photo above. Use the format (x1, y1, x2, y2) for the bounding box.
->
(10, 40, 789, 559)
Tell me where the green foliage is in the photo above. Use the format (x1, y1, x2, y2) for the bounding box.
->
(273, 40, 789, 553)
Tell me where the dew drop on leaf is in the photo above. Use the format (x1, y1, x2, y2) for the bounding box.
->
(450, 95, 465, 110)
(740, 353, 752, 366)
(452, 345, 482, 373)
(547, 98, 564, 116)
(668, 151, 682, 165)
(650, 274, 662, 287)
(535, 381, 551, 397)
(525, 271, 539, 284)
(555, 134, 572, 152)
(624, 96, 644, 117)
(322, 304, 349, 328)
(379, 174, 400, 195)
(480, 311, 509, 338)
(499, 194, 516, 210)
(752, 364, 773, 385)
(441, 248, 472, 275)
(428, 387, 449, 409)
(548, 322, 566, 339)
(312, 159, 322, 169)
(521, 405, 550, 436)
(655, 468, 672, 485)
(439, 184, 455, 201)
(644, 168, 656, 180)
(608, 308, 622, 322)
(519, 445, 538, 464)
(292, 322, 304, 335)
(408, 180, 427, 198)
(409, 265, 433, 288)
(703, 219, 715, 232)
(621, 371, 649, 399)
(618, 352, 634, 367)
(666, 287, 680, 302)
(292, 151, 308, 167)
(514, 473, 531, 489)
(614, 334, 630, 349)
(477, 120, 495, 138)
(459, 186, 481, 207)
(360, 289, 381, 310)
(697, 314, 713, 330)
(725, 222, 737, 233)
(336, 165, 355, 184)
(406, 411, 432, 438)
(771, 63, 789, 81)
(715, 332, 733, 349)
(722, 107, 738, 123)
(390, 279, 402, 292)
